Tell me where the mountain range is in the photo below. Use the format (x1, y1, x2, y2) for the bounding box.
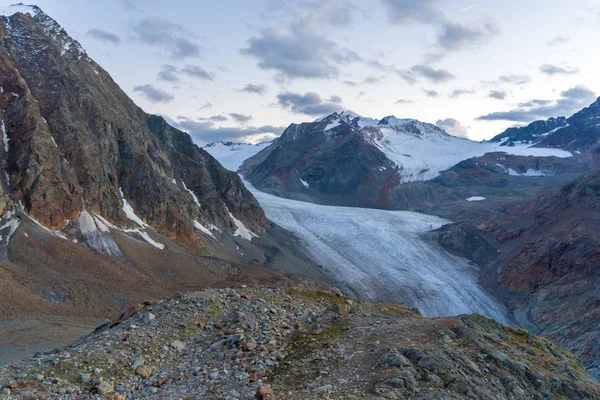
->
(0, 3, 599, 396)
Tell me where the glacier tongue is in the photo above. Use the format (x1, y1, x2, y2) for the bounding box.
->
(244, 180, 509, 324)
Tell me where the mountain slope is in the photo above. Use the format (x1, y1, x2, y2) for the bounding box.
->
(0, 5, 326, 351)
(242, 110, 575, 209)
(0, 6, 266, 249)
(435, 169, 600, 377)
(1, 286, 598, 399)
(491, 97, 600, 154)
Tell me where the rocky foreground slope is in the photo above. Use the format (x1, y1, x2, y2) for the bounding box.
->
(435, 168, 600, 378)
(1, 286, 598, 399)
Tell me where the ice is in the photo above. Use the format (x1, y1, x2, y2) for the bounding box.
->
(194, 220, 216, 239)
(244, 180, 509, 323)
(466, 196, 486, 202)
(119, 187, 148, 228)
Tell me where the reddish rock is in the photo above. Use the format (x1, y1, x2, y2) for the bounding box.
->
(256, 386, 275, 399)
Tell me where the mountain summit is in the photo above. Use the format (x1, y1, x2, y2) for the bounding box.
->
(0, 5, 266, 248)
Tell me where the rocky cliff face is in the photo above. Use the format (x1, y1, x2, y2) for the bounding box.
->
(0, 6, 267, 252)
(1, 286, 598, 399)
(0, 6, 326, 339)
(438, 170, 600, 377)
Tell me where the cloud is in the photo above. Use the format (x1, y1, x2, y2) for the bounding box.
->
(381, 1, 497, 57)
(174, 117, 284, 145)
(540, 64, 578, 76)
(436, 21, 498, 52)
(181, 65, 215, 80)
(198, 115, 228, 122)
(423, 89, 439, 98)
(450, 88, 474, 98)
(277, 92, 343, 116)
(547, 36, 570, 46)
(198, 102, 213, 110)
(133, 84, 174, 103)
(436, 118, 468, 138)
(498, 74, 531, 85)
(87, 29, 121, 44)
(476, 85, 596, 122)
(381, 0, 442, 25)
(399, 64, 455, 84)
(297, 0, 356, 27)
(395, 99, 414, 104)
(229, 113, 253, 124)
(329, 95, 343, 104)
(131, 17, 200, 59)
(241, 22, 360, 80)
(488, 90, 506, 100)
(517, 99, 552, 108)
(239, 84, 268, 95)
(157, 65, 179, 82)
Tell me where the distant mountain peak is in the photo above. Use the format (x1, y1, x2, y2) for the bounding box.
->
(0, 3, 41, 17)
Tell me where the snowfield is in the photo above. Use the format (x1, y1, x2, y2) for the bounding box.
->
(244, 180, 509, 323)
(203, 142, 271, 171)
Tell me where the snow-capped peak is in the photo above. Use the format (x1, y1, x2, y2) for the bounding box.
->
(0, 3, 39, 17)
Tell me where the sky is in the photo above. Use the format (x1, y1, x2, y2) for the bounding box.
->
(3, 0, 600, 145)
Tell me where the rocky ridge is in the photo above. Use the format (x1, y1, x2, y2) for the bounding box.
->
(241, 109, 583, 211)
(0, 286, 599, 399)
(491, 97, 600, 153)
(0, 5, 266, 253)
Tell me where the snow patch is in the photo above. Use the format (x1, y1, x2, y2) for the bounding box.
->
(77, 210, 123, 257)
(119, 187, 148, 228)
(466, 197, 486, 202)
(0, 217, 20, 247)
(125, 228, 165, 249)
(324, 119, 341, 131)
(194, 221, 216, 239)
(300, 178, 309, 188)
(203, 141, 272, 171)
(1, 120, 8, 152)
(227, 209, 257, 241)
(0, 4, 39, 17)
(182, 181, 201, 209)
(541, 124, 569, 136)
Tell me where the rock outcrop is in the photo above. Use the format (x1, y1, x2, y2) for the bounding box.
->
(0, 286, 598, 399)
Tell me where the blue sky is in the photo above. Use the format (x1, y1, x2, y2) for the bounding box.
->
(3, 0, 600, 144)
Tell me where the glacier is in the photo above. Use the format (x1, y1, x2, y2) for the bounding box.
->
(206, 143, 510, 323)
(245, 180, 509, 323)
